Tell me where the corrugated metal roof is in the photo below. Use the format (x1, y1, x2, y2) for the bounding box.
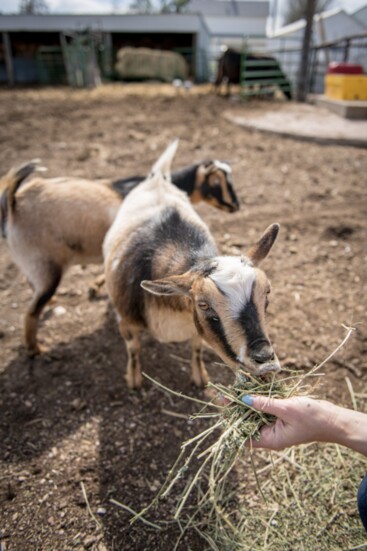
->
(269, 8, 366, 43)
(269, 8, 364, 38)
(352, 6, 367, 28)
(0, 13, 207, 33)
(187, 0, 269, 18)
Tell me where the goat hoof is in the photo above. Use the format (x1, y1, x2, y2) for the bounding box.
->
(204, 387, 221, 404)
(26, 343, 47, 357)
(125, 372, 143, 390)
(191, 373, 209, 388)
(88, 286, 98, 300)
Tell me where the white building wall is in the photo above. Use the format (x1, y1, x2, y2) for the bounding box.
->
(269, 10, 366, 48)
(353, 6, 367, 28)
(317, 11, 366, 42)
(205, 16, 267, 37)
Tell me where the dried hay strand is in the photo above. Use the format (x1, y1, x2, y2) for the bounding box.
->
(113, 326, 367, 550)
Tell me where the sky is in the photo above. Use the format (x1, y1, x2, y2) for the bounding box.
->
(0, 0, 366, 24)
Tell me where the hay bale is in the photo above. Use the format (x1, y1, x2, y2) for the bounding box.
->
(115, 47, 188, 82)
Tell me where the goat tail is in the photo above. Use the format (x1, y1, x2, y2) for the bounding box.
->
(150, 139, 179, 182)
(1, 159, 47, 211)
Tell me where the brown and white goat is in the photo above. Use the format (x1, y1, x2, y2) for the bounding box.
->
(0, 157, 239, 356)
(104, 141, 280, 389)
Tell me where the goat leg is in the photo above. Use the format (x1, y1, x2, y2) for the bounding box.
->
(118, 321, 142, 390)
(24, 263, 62, 356)
(191, 335, 209, 387)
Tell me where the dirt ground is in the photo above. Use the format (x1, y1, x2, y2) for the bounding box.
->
(0, 84, 366, 551)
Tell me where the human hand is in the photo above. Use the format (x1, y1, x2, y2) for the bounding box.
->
(242, 395, 341, 451)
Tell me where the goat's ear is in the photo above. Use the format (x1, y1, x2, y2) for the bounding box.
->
(141, 273, 193, 297)
(203, 161, 215, 173)
(151, 139, 179, 179)
(246, 223, 280, 266)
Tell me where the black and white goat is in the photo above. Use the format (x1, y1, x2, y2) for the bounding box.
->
(104, 141, 280, 389)
(112, 159, 239, 213)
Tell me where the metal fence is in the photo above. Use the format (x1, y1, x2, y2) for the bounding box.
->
(208, 32, 367, 98)
(4, 29, 366, 91)
(265, 32, 367, 96)
(240, 52, 293, 99)
(36, 46, 67, 85)
(310, 33, 367, 93)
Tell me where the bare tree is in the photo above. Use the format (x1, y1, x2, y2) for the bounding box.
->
(19, 0, 48, 13)
(129, 0, 153, 13)
(160, 0, 190, 13)
(296, 0, 317, 101)
(111, 0, 120, 12)
(284, 0, 333, 25)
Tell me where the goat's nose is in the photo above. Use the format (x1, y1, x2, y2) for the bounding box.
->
(251, 346, 275, 364)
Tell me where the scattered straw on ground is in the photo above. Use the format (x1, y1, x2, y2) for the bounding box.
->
(112, 326, 367, 550)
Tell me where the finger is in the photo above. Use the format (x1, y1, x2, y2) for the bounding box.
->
(242, 394, 288, 417)
(248, 424, 286, 451)
(214, 394, 230, 406)
(245, 425, 273, 448)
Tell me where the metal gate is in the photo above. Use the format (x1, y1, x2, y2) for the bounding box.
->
(240, 50, 293, 99)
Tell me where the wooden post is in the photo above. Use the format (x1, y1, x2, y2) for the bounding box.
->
(272, 0, 279, 33)
(2, 32, 14, 86)
(296, 0, 317, 102)
(318, 17, 329, 67)
(343, 38, 350, 63)
(102, 32, 112, 79)
(59, 32, 73, 86)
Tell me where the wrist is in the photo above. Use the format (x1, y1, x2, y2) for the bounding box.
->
(330, 405, 367, 456)
(312, 400, 343, 443)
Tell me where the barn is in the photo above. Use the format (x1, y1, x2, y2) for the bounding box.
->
(0, 12, 211, 85)
(0, 1, 273, 86)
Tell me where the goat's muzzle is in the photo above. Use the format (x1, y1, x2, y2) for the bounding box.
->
(238, 349, 281, 376)
(224, 202, 239, 213)
(249, 343, 281, 375)
(258, 357, 281, 375)
(250, 343, 275, 365)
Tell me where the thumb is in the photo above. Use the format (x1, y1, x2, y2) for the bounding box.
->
(241, 395, 287, 417)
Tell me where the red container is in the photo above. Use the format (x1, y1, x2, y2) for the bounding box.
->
(327, 62, 363, 75)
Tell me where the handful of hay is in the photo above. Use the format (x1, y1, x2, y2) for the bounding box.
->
(113, 327, 367, 549)
(133, 369, 309, 544)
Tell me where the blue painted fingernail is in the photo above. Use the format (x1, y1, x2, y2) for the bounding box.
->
(241, 395, 254, 406)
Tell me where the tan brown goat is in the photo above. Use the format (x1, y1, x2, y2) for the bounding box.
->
(0, 158, 239, 356)
(104, 141, 280, 389)
(0, 163, 120, 355)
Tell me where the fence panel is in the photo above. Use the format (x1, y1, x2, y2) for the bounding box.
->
(241, 54, 292, 98)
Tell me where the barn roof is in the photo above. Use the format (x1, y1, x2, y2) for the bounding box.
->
(187, 0, 269, 18)
(352, 5, 367, 28)
(0, 12, 209, 34)
(270, 8, 366, 38)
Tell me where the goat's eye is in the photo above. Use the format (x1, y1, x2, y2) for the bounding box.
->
(198, 302, 209, 311)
